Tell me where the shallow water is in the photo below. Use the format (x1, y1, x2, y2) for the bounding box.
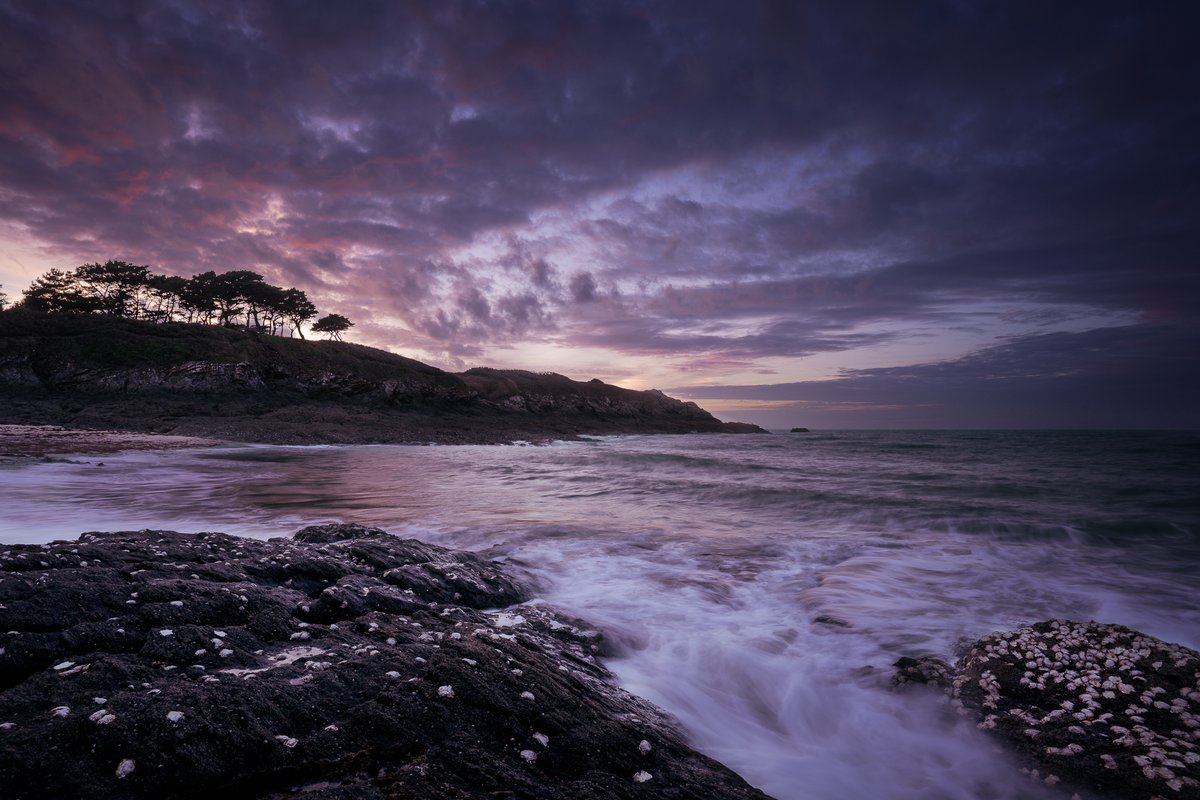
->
(3, 430, 1198, 799)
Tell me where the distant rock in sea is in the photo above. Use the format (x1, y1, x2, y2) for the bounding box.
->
(789, 427, 810, 433)
(0, 525, 771, 800)
(893, 619, 1200, 799)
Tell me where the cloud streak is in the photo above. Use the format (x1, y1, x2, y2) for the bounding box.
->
(674, 324, 1200, 428)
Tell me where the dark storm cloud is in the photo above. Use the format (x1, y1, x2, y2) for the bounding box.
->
(529, 259, 556, 289)
(569, 271, 598, 303)
(1, 0, 1198, 421)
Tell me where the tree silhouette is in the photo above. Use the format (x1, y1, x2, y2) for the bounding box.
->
(23, 269, 94, 313)
(210, 270, 262, 326)
(179, 271, 221, 324)
(74, 260, 150, 318)
(312, 313, 353, 341)
(16, 261, 331, 339)
(278, 288, 318, 338)
(248, 282, 285, 334)
(145, 274, 188, 322)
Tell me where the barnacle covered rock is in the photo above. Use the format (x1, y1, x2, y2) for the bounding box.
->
(951, 620, 1200, 799)
(0, 528, 770, 800)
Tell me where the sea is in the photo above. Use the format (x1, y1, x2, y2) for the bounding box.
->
(3, 429, 1198, 800)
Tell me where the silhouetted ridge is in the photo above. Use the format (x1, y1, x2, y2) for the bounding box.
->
(0, 309, 764, 443)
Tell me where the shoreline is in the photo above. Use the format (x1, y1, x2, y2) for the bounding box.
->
(0, 424, 224, 463)
(0, 422, 750, 464)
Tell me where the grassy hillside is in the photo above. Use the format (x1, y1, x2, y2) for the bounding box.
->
(0, 307, 443, 379)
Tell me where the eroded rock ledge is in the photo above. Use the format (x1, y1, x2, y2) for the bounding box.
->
(0, 525, 770, 800)
(895, 620, 1200, 799)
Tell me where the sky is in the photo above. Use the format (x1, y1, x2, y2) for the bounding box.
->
(1, 1, 1197, 429)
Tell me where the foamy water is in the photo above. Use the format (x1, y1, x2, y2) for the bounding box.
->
(3, 430, 1198, 799)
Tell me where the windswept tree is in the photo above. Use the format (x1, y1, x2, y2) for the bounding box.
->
(74, 260, 150, 318)
(278, 288, 318, 338)
(248, 282, 286, 334)
(178, 271, 220, 324)
(178, 270, 257, 326)
(211, 270, 259, 326)
(312, 313, 353, 341)
(144, 274, 188, 321)
(17, 261, 328, 336)
(237, 274, 282, 331)
(22, 269, 93, 313)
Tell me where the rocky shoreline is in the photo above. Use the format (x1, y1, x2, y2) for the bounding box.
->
(0, 525, 770, 800)
(0, 424, 222, 463)
(4, 522, 1196, 799)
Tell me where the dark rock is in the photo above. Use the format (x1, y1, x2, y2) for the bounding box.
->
(789, 427, 809, 433)
(293, 523, 390, 544)
(0, 528, 771, 800)
(379, 556, 527, 608)
(891, 655, 952, 690)
(949, 619, 1200, 799)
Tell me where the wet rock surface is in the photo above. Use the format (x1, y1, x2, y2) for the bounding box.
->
(890, 655, 952, 690)
(906, 619, 1200, 799)
(0, 525, 770, 800)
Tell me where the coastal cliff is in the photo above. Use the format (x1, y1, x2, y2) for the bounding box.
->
(0, 310, 763, 443)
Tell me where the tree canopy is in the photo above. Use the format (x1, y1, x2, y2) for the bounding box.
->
(15, 260, 327, 339)
(311, 313, 354, 341)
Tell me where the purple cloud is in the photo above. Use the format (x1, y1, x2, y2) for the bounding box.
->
(1, 1, 1197, 424)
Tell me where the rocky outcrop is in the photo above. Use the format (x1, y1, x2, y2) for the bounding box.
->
(459, 369, 756, 431)
(0, 525, 771, 800)
(11, 353, 472, 406)
(891, 655, 952, 690)
(894, 620, 1200, 799)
